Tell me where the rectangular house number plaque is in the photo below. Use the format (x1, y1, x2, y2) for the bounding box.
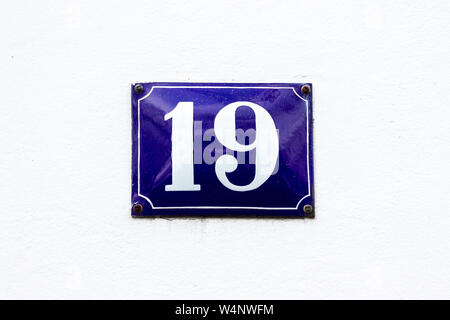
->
(131, 83, 314, 217)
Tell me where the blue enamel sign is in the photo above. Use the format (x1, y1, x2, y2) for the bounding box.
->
(131, 83, 314, 217)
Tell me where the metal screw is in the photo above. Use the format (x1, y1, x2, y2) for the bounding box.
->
(301, 85, 311, 95)
(134, 84, 144, 94)
(132, 203, 143, 214)
(303, 204, 314, 216)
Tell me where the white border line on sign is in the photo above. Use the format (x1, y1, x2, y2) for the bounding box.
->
(137, 86, 310, 210)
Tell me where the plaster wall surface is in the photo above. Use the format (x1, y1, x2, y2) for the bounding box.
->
(0, 0, 449, 299)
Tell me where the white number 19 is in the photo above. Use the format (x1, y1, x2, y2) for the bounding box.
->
(164, 101, 279, 192)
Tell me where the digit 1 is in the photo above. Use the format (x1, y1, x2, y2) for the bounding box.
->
(164, 101, 201, 191)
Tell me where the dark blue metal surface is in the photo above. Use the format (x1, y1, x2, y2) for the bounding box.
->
(131, 83, 314, 217)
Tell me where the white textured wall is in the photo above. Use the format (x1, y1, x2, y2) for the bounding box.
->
(1, 0, 449, 299)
